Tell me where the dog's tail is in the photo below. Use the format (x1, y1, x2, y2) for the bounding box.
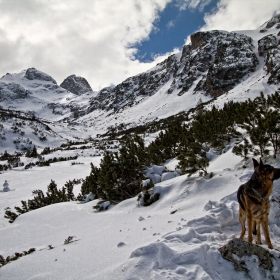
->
(237, 185, 246, 211)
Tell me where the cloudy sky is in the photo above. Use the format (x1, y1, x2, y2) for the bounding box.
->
(0, 0, 279, 91)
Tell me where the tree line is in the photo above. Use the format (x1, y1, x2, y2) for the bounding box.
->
(80, 91, 280, 203)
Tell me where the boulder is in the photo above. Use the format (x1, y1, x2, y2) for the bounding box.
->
(219, 238, 274, 273)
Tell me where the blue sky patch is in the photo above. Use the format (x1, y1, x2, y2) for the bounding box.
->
(134, 1, 218, 62)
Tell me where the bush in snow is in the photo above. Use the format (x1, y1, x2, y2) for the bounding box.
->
(25, 145, 38, 158)
(147, 121, 186, 165)
(232, 138, 253, 160)
(4, 179, 77, 223)
(0, 248, 36, 267)
(137, 179, 159, 206)
(41, 147, 51, 155)
(93, 201, 111, 211)
(64, 236, 76, 245)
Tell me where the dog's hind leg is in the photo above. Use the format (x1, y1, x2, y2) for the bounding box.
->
(239, 207, 246, 240)
(261, 217, 273, 249)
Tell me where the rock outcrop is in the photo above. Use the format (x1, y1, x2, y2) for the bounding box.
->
(265, 13, 280, 29)
(258, 34, 280, 84)
(219, 238, 275, 273)
(173, 31, 258, 97)
(60, 75, 93, 95)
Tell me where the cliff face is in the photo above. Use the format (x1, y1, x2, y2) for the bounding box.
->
(173, 31, 258, 97)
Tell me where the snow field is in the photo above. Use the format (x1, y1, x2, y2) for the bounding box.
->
(1, 147, 280, 279)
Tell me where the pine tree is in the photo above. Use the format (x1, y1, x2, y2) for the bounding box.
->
(232, 138, 253, 160)
(264, 109, 280, 158)
(26, 145, 38, 158)
(178, 138, 209, 177)
(65, 180, 76, 201)
(246, 113, 270, 157)
(80, 163, 101, 197)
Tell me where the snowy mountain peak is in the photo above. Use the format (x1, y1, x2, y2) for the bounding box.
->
(23, 67, 57, 84)
(60, 74, 93, 95)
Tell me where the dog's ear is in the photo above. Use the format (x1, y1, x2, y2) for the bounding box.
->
(259, 158, 264, 171)
(252, 158, 259, 169)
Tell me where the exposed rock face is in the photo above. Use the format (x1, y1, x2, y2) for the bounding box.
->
(88, 54, 178, 113)
(219, 238, 278, 278)
(265, 13, 280, 29)
(173, 31, 258, 97)
(60, 75, 93, 95)
(0, 82, 32, 101)
(24, 68, 57, 84)
(258, 35, 280, 84)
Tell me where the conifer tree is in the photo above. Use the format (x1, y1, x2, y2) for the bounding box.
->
(65, 180, 76, 201)
(232, 138, 253, 160)
(264, 109, 280, 158)
(93, 134, 148, 203)
(26, 145, 38, 158)
(178, 138, 209, 177)
(97, 151, 119, 202)
(245, 113, 270, 157)
(80, 163, 101, 197)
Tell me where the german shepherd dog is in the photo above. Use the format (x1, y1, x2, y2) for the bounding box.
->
(237, 158, 280, 249)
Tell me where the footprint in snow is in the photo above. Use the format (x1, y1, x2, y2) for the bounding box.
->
(176, 267, 187, 275)
(117, 242, 126, 247)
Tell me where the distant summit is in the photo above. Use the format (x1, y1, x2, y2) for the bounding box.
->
(24, 68, 57, 84)
(60, 74, 93, 95)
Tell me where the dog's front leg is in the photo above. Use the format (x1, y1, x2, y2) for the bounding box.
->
(247, 215, 254, 243)
(255, 220, 262, 244)
(238, 207, 246, 240)
(261, 216, 273, 249)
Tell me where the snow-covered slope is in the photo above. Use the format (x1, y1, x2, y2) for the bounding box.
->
(1, 149, 280, 279)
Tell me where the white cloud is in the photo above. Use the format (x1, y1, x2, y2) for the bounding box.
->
(176, 0, 212, 11)
(201, 0, 280, 32)
(0, 0, 172, 90)
(167, 20, 175, 28)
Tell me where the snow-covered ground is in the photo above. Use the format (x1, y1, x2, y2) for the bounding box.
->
(1, 147, 280, 279)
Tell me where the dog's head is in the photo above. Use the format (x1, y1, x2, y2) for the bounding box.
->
(252, 158, 280, 181)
